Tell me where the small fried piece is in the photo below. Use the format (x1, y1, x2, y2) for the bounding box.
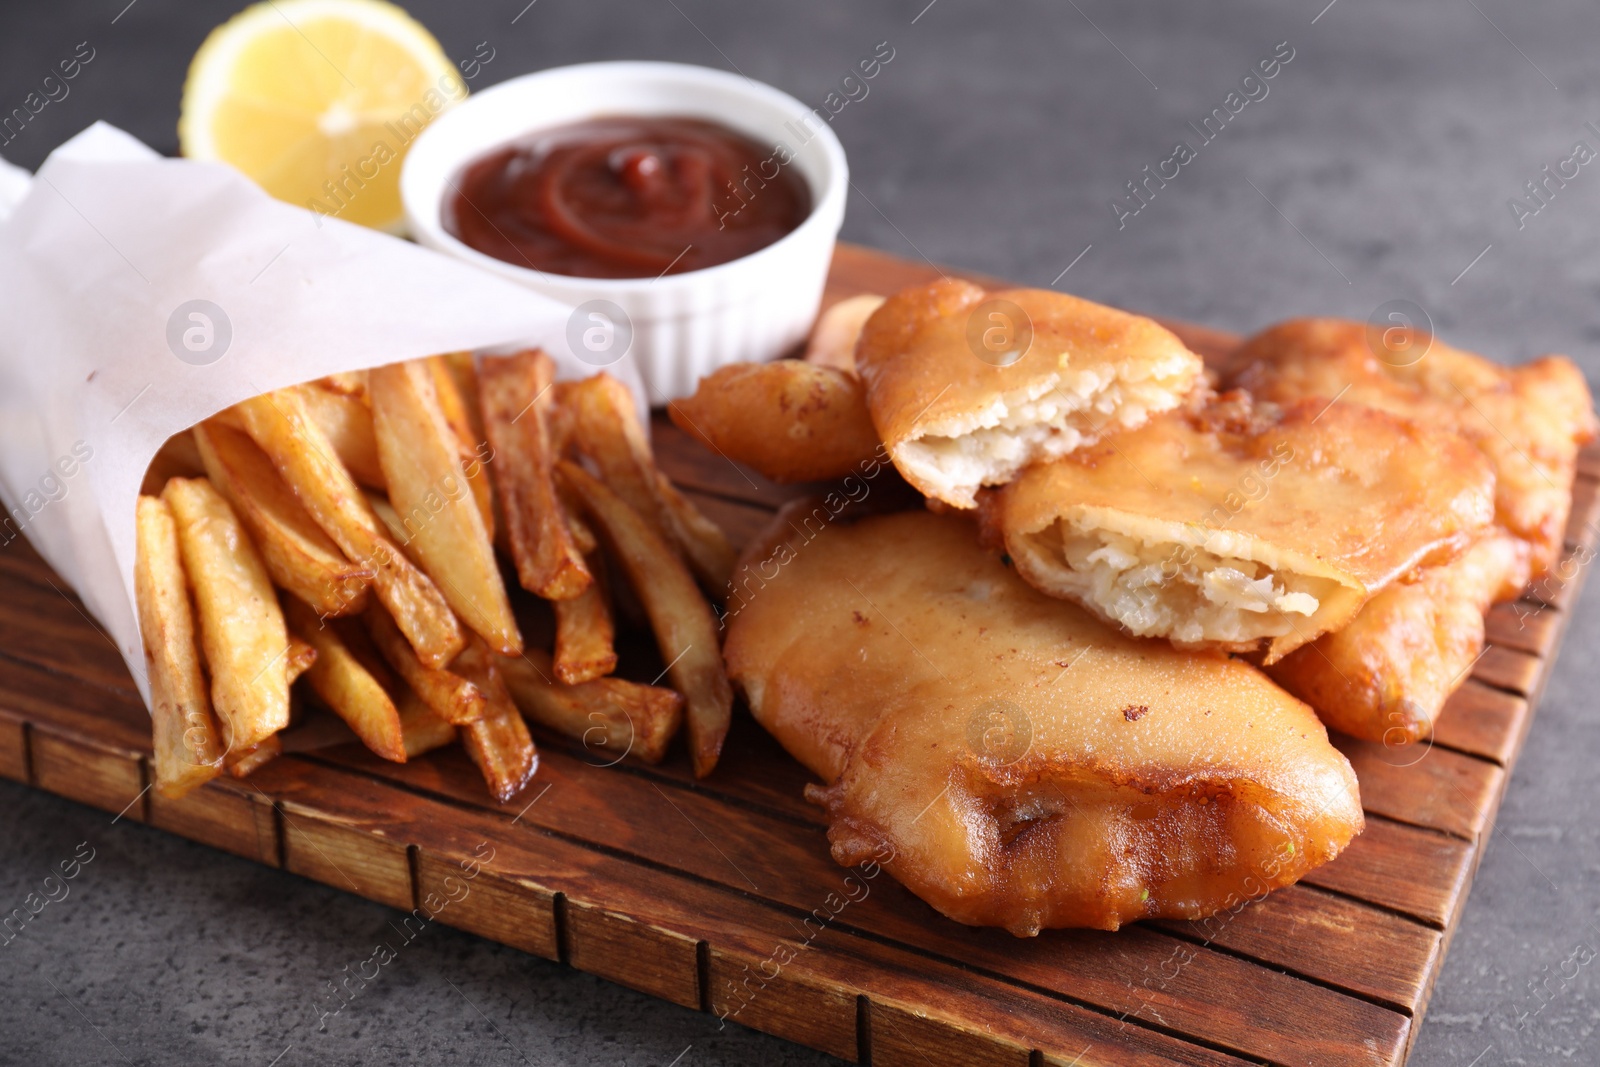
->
(299, 382, 386, 488)
(559, 460, 732, 777)
(285, 635, 318, 685)
(1269, 529, 1531, 743)
(499, 648, 683, 764)
(141, 430, 206, 497)
(135, 495, 225, 798)
(988, 393, 1496, 662)
(364, 603, 485, 725)
(426, 354, 495, 538)
(396, 686, 457, 758)
(370, 360, 521, 655)
(194, 420, 373, 618)
(314, 371, 369, 399)
(855, 278, 1204, 508)
(226, 733, 281, 778)
(161, 477, 290, 753)
(285, 598, 406, 762)
(478, 351, 592, 600)
(232, 386, 465, 668)
(454, 638, 539, 803)
(563, 372, 734, 590)
(552, 556, 617, 684)
(655, 472, 737, 593)
(669, 361, 882, 484)
(804, 293, 885, 372)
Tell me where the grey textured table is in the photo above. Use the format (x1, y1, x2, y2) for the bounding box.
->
(2, 1, 1597, 1063)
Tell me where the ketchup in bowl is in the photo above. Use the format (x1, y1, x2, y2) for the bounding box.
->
(443, 116, 811, 279)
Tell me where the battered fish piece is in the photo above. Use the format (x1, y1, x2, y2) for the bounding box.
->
(986, 393, 1495, 662)
(724, 509, 1364, 935)
(1268, 529, 1530, 742)
(804, 293, 885, 372)
(1230, 318, 1596, 578)
(669, 361, 882, 483)
(855, 279, 1203, 508)
(1228, 320, 1594, 740)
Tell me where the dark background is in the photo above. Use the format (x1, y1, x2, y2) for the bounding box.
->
(3, 1, 1599, 1064)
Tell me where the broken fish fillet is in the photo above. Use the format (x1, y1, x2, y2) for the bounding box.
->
(854, 278, 1203, 508)
(723, 508, 1364, 935)
(1229, 318, 1596, 580)
(984, 393, 1496, 663)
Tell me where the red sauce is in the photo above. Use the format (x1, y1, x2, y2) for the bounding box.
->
(444, 116, 811, 279)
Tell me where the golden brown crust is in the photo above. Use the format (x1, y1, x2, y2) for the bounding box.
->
(668, 360, 882, 483)
(724, 509, 1363, 935)
(1230, 318, 1597, 578)
(1268, 528, 1530, 743)
(853, 279, 1204, 507)
(992, 395, 1496, 661)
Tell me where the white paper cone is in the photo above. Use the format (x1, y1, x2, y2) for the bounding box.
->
(0, 122, 646, 706)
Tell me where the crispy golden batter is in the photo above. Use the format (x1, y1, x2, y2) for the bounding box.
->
(724, 509, 1363, 935)
(669, 360, 882, 483)
(803, 293, 884, 373)
(986, 393, 1495, 662)
(1230, 318, 1596, 578)
(1268, 529, 1529, 742)
(854, 279, 1203, 508)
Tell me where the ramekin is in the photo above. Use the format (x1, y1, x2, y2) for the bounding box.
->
(401, 61, 848, 401)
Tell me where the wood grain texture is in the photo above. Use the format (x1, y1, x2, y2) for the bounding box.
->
(0, 242, 1594, 1067)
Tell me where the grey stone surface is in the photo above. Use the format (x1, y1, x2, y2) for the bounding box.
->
(1, 0, 1598, 1063)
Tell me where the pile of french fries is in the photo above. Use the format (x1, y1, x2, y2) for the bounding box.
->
(135, 351, 735, 803)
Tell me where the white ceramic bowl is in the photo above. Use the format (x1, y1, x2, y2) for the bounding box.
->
(402, 61, 848, 401)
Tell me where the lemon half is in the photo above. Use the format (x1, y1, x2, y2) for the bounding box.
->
(179, 0, 460, 230)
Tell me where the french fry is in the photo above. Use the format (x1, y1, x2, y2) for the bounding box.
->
(299, 383, 386, 488)
(552, 562, 617, 684)
(564, 505, 598, 556)
(285, 634, 318, 685)
(454, 638, 539, 802)
(194, 420, 373, 618)
(161, 477, 290, 754)
(226, 733, 281, 778)
(427, 354, 495, 539)
(397, 686, 457, 758)
(232, 386, 465, 668)
(370, 360, 521, 655)
(135, 495, 225, 798)
(557, 460, 733, 777)
(141, 430, 206, 496)
(655, 472, 736, 593)
(285, 597, 407, 762)
(478, 352, 592, 600)
(558, 374, 668, 531)
(560, 373, 734, 591)
(499, 648, 683, 765)
(367, 492, 423, 566)
(364, 602, 485, 725)
(314, 371, 369, 399)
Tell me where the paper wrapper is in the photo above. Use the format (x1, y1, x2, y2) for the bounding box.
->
(0, 122, 646, 706)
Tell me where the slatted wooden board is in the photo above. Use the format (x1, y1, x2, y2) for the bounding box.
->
(2, 243, 1597, 1067)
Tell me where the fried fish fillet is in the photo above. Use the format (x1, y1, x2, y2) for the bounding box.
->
(854, 279, 1203, 508)
(984, 392, 1496, 663)
(1229, 318, 1596, 578)
(724, 508, 1364, 935)
(1267, 529, 1530, 742)
(1228, 319, 1595, 739)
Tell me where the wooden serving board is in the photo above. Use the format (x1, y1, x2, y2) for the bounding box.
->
(3, 243, 1597, 1067)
